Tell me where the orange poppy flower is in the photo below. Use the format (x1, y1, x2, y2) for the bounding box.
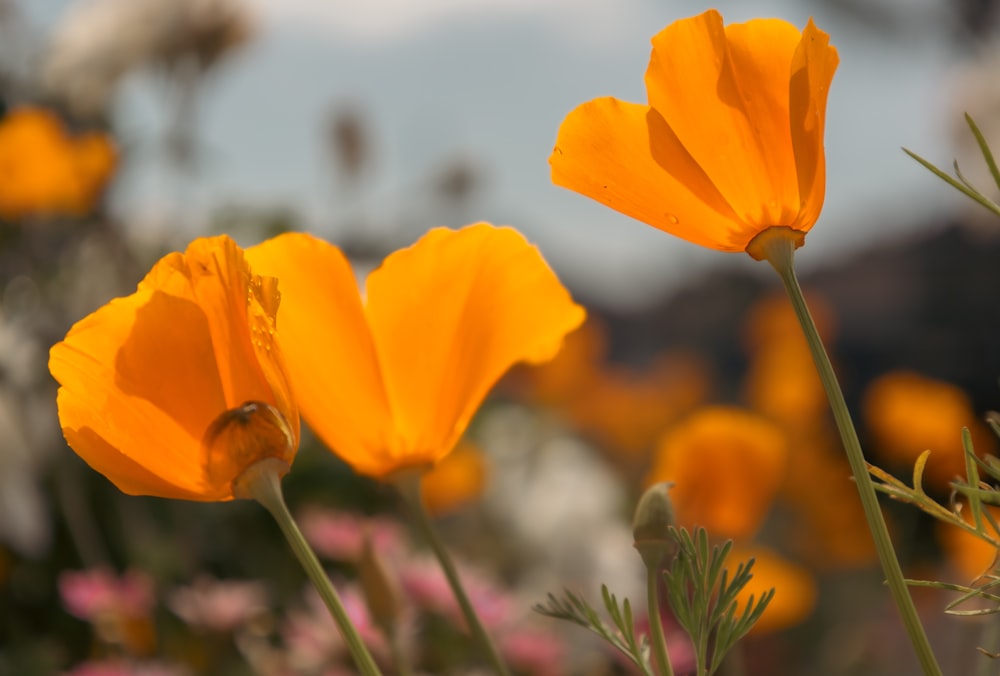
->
(421, 441, 489, 516)
(0, 106, 116, 220)
(550, 9, 838, 253)
(247, 223, 585, 478)
(863, 370, 995, 490)
(645, 406, 788, 540)
(49, 235, 300, 501)
(730, 545, 817, 634)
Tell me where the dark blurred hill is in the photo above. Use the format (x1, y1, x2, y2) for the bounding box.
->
(586, 223, 1000, 415)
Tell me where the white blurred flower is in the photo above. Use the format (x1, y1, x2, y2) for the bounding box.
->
(0, 305, 56, 557)
(42, 0, 253, 117)
(479, 405, 644, 602)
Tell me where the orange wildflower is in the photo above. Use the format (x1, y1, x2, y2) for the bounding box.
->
(0, 106, 116, 220)
(730, 545, 817, 633)
(247, 224, 585, 479)
(862, 370, 995, 490)
(420, 441, 489, 516)
(645, 406, 788, 540)
(550, 9, 838, 253)
(937, 510, 1000, 580)
(49, 236, 299, 501)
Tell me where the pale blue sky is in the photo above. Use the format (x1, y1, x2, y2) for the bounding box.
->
(24, 0, 973, 307)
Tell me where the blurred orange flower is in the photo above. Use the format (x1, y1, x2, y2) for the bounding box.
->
(512, 318, 712, 461)
(937, 509, 1000, 581)
(730, 545, 817, 634)
(550, 9, 838, 253)
(863, 370, 995, 490)
(421, 441, 489, 516)
(646, 406, 788, 540)
(49, 236, 299, 500)
(743, 293, 834, 427)
(247, 224, 585, 479)
(0, 106, 116, 220)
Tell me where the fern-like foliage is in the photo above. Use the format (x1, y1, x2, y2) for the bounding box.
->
(534, 585, 653, 675)
(904, 113, 1000, 218)
(664, 527, 773, 675)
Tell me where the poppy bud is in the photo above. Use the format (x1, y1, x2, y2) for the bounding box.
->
(632, 482, 677, 570)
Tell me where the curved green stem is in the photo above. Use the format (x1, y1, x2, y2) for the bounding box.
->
(396, 474, 512, 676)
(646, 566, 675, 676)
(236, 459, 383, 676)
(752, 228, 941, 676)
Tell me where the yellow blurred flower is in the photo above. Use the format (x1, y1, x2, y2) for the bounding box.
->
(731, 545, 817, 634)
(863, 371, 995, 490)
(420, 441, 489, 516)
(550, 9, 838, 254)
(0, 106, 116, 220)
(646, 406, 788, 540)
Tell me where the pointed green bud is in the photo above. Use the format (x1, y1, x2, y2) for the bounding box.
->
(632, 482, 677, 570)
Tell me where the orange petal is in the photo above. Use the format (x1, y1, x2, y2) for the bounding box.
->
(645, 10, 803, 227)
(550, 96, 749, 251)
(364, 224, 585, 473)
(789, 19, 839, 232)
(246, 233, 395, 477)
(51, 268, 228, 498)
(646, 406, 787, 540)
(50, 235, 296, 500)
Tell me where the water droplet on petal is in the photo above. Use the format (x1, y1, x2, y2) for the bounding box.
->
(666, 214, 679, 225)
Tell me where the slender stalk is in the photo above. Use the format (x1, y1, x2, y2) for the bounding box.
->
(235, 459, 383, 676)
(646, 566, 676, 676)
(395, 474, 513, 676)
(387, 627, 416, 676)
(751, 228, 942, 676)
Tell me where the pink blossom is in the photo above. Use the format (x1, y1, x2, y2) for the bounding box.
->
(282, 583, 389, 672)
(61, 659, 188, 676)
(298, 509, 404, 562)
(500, 627, 568, 676)
(397, 557, 513, 631)
(167, 575, 268, 633)
(59, 568, 155, 622)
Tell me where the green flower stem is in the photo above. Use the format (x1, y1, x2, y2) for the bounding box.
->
(646, 565, 675, 676)
(753, 229, 942, 676)
(395, 474, 513, 676)
(236, 459, 383, 676)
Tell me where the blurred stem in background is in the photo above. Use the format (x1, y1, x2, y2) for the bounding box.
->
(747, 226, 942, 676)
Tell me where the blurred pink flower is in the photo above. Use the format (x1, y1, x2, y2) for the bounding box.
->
(166, 575, 267, 633)
(282, 583, 389, 672)
(59, 568, 155, 622)
(298, 509, 405, 562)
(398, 557, 512, 631)
(500, 627, 568, 676)
(62, 659, 189, 676)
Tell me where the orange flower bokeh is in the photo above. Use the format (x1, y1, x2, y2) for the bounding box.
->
(0, 106, 116, 220)
(731, 545, 817, 634)
(863, 370, 995, 490)
(247, 223, 585, 479)
(420, 441, 489, 516)
(550, 9, 838, 253)
(646, 406, 788, 540)
(49, 236, 300, 501)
